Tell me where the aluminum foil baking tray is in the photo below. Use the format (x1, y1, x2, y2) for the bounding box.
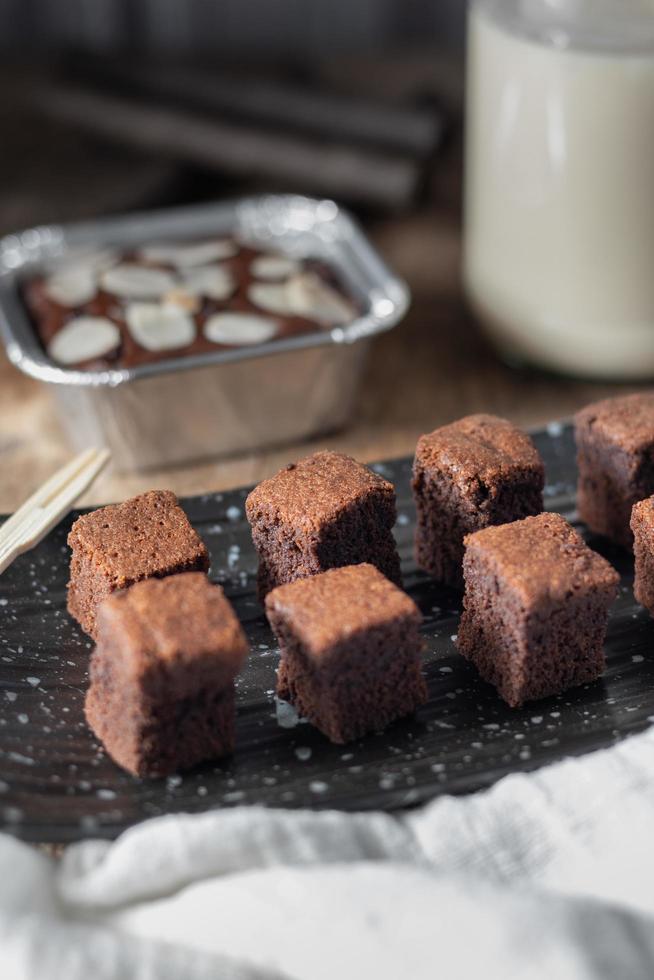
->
(0, 195, 409, 470)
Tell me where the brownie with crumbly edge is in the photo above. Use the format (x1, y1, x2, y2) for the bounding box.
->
(67, 489, 209, 638)
(457, 512, 618, 708)
(575, 392, 654, 549)
(245, 450, 401, 600)
(85, 573, 248, 777)
(266, 563, 426, 744)
(412, 413, 544, 588)
(631, 496, 654, 614)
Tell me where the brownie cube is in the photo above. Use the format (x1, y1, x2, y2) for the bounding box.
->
(85, 573, 249, 776)
(412, 414, 544, 587)
(246, 450, 401, 600)
(457, 513, 618, 708)
(68, 489, 209, 638)
(266, 563, 426, 744)
(575, 393, 654, 549)
(631, 496, 654, 613)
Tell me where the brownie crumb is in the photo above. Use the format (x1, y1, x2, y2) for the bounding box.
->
(575, 392, 654, 549)
(412, 414, 544, 587)
(246, 450, 401, 600)
(457, 512, 618, 708)
(266, 563, 426, 744)
(85, 573, 248, 777)
(67, 489, 209, 638)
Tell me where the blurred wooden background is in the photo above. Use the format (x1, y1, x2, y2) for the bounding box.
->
(0, 49, 644, 512)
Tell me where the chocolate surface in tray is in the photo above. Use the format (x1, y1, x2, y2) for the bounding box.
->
(22, 242, 357, 371)
(1, 423, 654, 843)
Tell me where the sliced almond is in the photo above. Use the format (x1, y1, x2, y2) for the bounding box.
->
(251, 254, 301, 280)
(139, 239, 238, 268)
(286, 272, 356, 326)
(44, 267, 97, 307)
(125, 302, 196, 351)
(182, 264, 236, 301)
(204, 312, 279, 346)
(47, 316, 121, 365)
(43, 247, 118, 276)
(100, 264, 177, 300)
(248, 280, 296, 317)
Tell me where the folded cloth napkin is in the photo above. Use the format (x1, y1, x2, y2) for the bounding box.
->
(4, 728, 654, 980)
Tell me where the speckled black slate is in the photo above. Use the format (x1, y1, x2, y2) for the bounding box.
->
(1, 423, 653, 843)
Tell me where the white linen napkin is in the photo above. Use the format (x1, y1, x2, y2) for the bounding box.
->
(3, 727, 654, 980)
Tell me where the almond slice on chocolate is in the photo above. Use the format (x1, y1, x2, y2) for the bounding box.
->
(43, 247, 118, 276)
(181, 264, 236, 301)
(204, 312, 278, 346)
(44, 267, 97, 307)
(249, 273, 355, 325)
(248, 281, 297, 317)
(47, 316, 121, 365)
(100, 264, 177, 300)
(125, 302, 196, 351)
(251, 255, 301, 280)
(286, 272, 356, 326)
(139, 239, 238, 268)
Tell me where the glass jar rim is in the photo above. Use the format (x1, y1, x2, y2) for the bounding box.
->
(473, 0, 654, 54)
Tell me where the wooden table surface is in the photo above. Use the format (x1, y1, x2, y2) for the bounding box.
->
(0, 92, 645, 513)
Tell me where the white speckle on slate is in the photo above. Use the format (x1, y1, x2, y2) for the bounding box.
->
(0, 599, 7, 606)
(8, 752, 34, 766)
(295, 746, 312, 761)
(26, 677, 41, 687)
(223, 790, 244, 803)
(97, 789, 116, 801)
(276, 698, 301, 729)
(3, 807, 22, 823)
(341, 753, 353, 762)
(17, 714, 28, 725)
(633, 655, 644, 663)
(166, 775, 182, 790)
(197, 786, 208, 797)
(546, 420, 564, 437)
(396, 513, 410, 526)
(450, 635, 457, 643)
(226, 505, 241, 522)
(439, 666, 452, 674)
(531, 716, 543, 724)
(0, 780, 8, 793)
(483, 723, 499, 731)
(5, 692, 17, 702)
(309, 781, 328, 794)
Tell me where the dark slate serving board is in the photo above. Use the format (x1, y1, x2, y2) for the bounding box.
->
(1, 423, 653, 843)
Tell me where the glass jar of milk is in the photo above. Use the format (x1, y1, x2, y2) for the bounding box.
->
(464, 0, 654, 378)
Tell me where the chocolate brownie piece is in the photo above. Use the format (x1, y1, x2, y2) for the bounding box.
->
(266, 563, 426, 744)
(457, 513, 618, 708)
(412, 414, 544, 587)
(575, 393, 654, 549)
(68, 489, 209, 638)
(85, 573, 248, 776)
(246, 450, 401, 600)
(631, 496, 654, 613)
